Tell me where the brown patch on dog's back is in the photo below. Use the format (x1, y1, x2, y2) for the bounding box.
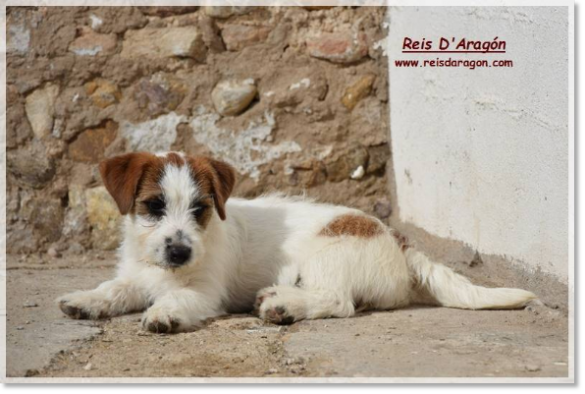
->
(319, 214, 384, 238)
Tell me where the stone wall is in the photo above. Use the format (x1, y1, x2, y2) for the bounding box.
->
(6, 6, 391, 256)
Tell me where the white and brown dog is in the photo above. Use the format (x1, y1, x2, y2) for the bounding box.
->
(58, 151, 536, 333)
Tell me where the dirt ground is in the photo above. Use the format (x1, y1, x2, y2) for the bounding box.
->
(6, 225, 570, 380)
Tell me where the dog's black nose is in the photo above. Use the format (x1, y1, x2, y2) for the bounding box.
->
(166, 244, 191, 266)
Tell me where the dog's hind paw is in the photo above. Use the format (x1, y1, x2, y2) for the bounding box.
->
(262, 305, 296, 325)
(253, 288, 278, 313)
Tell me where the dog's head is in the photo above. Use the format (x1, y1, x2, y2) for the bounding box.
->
(99, 152, 235, 269)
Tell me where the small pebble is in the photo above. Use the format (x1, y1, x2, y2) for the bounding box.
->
(525, 364, 541, 372)
(47, 246, 61, 259)
(16, 326, 25, 330)
(23, 301, 38, 308)
(284, 357, 303, 366)
(350, 165, 365, 180)
(266, 368, 278, 374)
(83, 362, 93, 371)
(374, 199, 393, 219)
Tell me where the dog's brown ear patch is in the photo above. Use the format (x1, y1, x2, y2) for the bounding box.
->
(208, 158, 236, 221)
(188, 157, 236, 221)
(319, 214, 383, 238)
(99, 152, 156, 215)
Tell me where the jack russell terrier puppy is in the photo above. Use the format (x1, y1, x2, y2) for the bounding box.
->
(57, 151, 537, 333)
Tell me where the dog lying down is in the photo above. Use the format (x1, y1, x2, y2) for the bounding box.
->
(58, 152, 537, 333)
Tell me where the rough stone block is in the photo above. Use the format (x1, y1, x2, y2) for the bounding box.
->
(25, 83, 59, 138)
(341, 74, 376, 110)
(306, 31, 369, 64)
(69, 30, 117, 56)
(121, 27, 206, 61)
(85, 79, 122, 108)
(68, 121, 118, 163)
(135, 73, 187, 116)
(204, 6, 255, 19)
(85, 186, 121, 250)
(222, 24, 272, 51)
(8, 143, 56, 189)
(326, 145, 369, 182)
(137, 6, 199, 17)
(212, 79, 257, 116)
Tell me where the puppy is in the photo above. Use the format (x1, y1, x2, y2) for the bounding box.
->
(58, 151, 537, 333)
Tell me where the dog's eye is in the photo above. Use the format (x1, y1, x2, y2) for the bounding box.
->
(145, 198, 165, 217)
(190, 203, 208, 219)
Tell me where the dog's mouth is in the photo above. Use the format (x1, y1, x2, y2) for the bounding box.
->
(151, 259, 194, 272)
(166, 262, 190, 271)
(143, 259, 182, 270)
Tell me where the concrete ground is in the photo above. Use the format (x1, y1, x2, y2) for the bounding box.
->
(6, 244, 569, 379)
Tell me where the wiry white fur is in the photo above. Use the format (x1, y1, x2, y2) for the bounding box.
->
(405, 249, 536, 309)
(58, 156, 537, 333)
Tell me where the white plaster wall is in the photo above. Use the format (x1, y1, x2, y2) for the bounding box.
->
(388, 7, 568, 280)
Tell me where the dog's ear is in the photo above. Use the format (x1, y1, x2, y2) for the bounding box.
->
(206, 158, 236, 221)
(187, 156, 236, 220)
(99, 152, 156, 215)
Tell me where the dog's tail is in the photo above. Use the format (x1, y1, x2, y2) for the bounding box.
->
(404, 248, 537, 309)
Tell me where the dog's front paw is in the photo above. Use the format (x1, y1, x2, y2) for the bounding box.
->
(57, 292, 110, 320)
(142, 315, 180, 334)
(141, 306, 194, 334)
